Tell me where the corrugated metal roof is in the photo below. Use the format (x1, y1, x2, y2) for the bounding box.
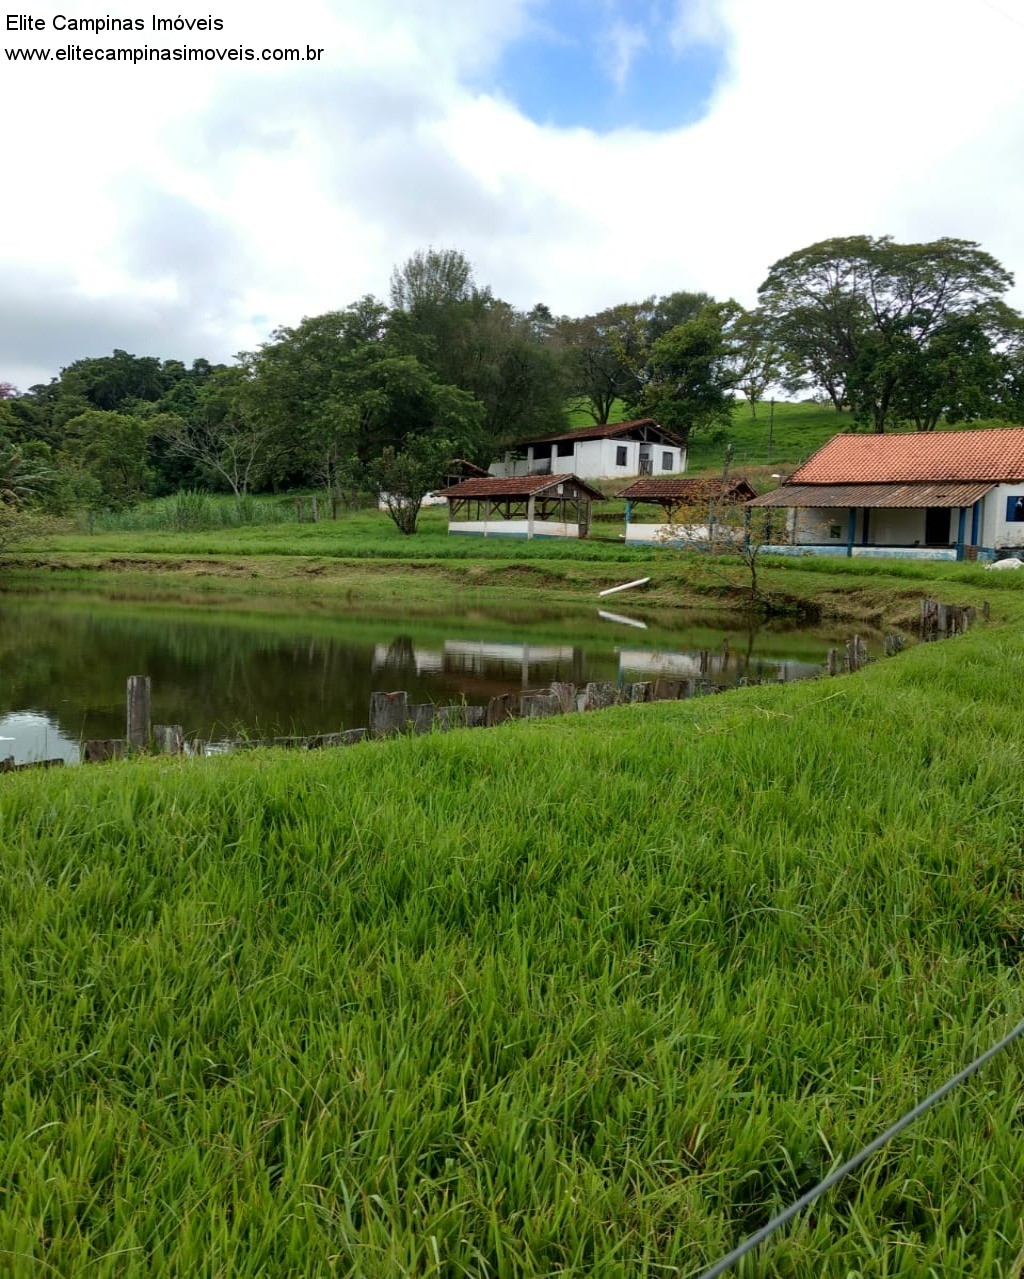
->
(791, 428, 1024, 484)
(516, 419, 684, 447)
(620, 477, 757, 503)
(437, 473, 607, 500)
(749, 481, 995, 509)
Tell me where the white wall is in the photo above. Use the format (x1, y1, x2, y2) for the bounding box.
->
(625, 522, 743, 546)
(984, 484, 1024, 550)
(489, 437, 685, 480)
(791, 508, 854, 545)
(866, 507, 930, 546)
(448, 519, 580, 539)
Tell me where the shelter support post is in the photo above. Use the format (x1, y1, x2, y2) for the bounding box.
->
(846, 508, 856, 558)
(625, 499, 631, 531)
(526, 494, 536, 540)
(956, 506, 967, 561)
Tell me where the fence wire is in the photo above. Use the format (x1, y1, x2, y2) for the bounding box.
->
(696, 1015, 1024, 1279)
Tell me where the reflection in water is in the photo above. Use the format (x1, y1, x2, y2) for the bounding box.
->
(598, 609, 648, 630)
(0, 592, 860, 765)
(0, 712, 78, 764)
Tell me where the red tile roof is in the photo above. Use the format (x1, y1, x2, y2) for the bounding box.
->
(436, 473, 607, 500)
(619, 477, 756, 503)
(517, 419, 684, 447)
(791, 428, 1024, 484)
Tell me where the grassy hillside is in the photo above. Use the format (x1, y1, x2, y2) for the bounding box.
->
(688, 400, 854, 473)
(566, 399, 854, 476)
(3, 588, 1024, 1275)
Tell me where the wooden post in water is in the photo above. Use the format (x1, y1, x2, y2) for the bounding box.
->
(126, 676, 151, 750)
(826, 648, 838, 676)
(582, 682, 618, 711)
(486, 692, 519, 725)
(84, 739, 127, 764)
(550, 682, 577, 714)
(855, 635, 868, 668)
(520, 691, 561, 718)
(410, 704, 436, 734)
(369, 691, 409, 737)
(153, 724, 184, 755)
(311, 495, 319, 523)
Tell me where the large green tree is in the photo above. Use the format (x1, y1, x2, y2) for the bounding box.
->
(390, 251, 567, 450)
(758, 236, 1018, 431)
(557, 303, 648, 424)
(627, 301, 741, 448)
(59, 410, 154, 508)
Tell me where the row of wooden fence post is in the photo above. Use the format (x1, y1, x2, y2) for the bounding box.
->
(3, 597, 989, 773)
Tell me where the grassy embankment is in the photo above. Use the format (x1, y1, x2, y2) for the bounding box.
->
(3, 583, 1024, 1276)
(4, 407, 1024, 1272)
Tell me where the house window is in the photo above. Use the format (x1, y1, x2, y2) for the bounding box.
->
(557, 441, 574, 457)
(828, 523, 842, 539)
(1006, 496, 1024, 522)
(662, 451, 673, 471)
(616, 446, 628, 467)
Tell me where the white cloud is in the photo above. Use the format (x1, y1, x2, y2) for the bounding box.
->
(670, 0, 730, 51)
(599, 18, 649, 92)
(3, 0, 1024, 388)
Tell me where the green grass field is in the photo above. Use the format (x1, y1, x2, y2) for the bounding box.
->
(2, 568, 1024, 1275)
(567, 399, 854, 476)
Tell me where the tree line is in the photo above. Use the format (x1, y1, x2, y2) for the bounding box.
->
(3, 235, 1024, 530)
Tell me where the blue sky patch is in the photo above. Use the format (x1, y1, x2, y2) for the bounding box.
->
(491, 0, 727, 132)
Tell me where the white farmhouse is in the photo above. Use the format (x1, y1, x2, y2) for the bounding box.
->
(749, 427, 1024, 562)
(489, 419, 685, 482)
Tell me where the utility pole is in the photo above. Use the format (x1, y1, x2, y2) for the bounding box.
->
(768, 398, 775, 464)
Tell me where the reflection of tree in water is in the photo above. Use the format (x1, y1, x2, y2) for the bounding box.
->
(377, 636, 416, 671)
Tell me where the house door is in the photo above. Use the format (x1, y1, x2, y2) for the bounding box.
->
(638, 446, 652, 476)
(925, 508, 951, 545)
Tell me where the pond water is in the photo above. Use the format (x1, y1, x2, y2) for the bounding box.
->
(0, 590, 867, 765)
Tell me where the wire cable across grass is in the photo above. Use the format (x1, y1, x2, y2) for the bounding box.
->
(697, 1015, 1024, 1279)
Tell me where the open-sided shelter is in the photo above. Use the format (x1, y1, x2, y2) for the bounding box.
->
(438, 473, 606, 539)
(489, 419, 686, 482)
(749, 428, 1024, 561)
(619, 477, 757, 546)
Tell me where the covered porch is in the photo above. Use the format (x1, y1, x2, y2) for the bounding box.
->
(749, 481, 994, 561)
(437, 474, 606, 540)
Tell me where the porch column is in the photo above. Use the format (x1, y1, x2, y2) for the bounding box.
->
(527, 493, 536, 540)
(846, 507, 856, 558)
(956, 506, 967, 561)
(861, 508, 870, 546)
(971, 501, 981, 547)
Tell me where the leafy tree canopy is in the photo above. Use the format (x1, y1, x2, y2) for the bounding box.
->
(758, 235, 1018, 431)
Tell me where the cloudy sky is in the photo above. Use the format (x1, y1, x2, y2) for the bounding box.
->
(3, 0, 1024, 389)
